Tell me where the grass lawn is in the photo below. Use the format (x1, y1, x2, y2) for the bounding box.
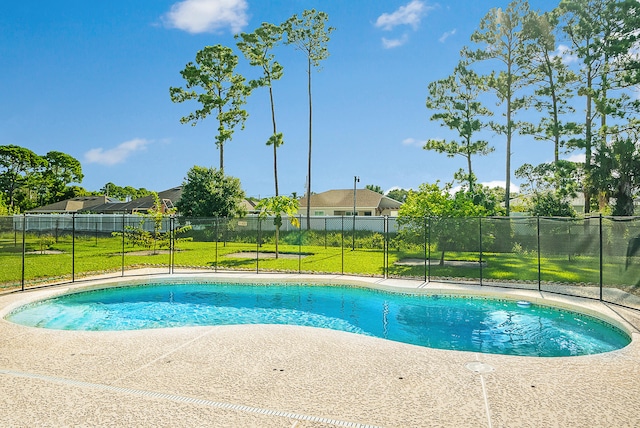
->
(1, 234, 638, 299)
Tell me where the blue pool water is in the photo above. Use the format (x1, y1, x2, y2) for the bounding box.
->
(6, 282, 630, 357)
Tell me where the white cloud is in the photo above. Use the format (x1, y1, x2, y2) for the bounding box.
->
(554, 44, 578, 65)
(375, 1, 432, 31)
(382, 34, 409, 49)
(163, 0, 248, 34)
(385, 186, 402, 194)
(401, 137, 425, 147)
(438, 29, 456, 43)
(85, 138, 151, 166)
(564, 153, 586, 163)
(375, 1, 437, 49)
(480, 180, 520, 193)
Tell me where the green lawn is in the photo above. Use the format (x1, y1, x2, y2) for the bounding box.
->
(1, 234, 638, 298)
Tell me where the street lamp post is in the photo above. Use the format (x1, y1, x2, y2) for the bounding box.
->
(352, 176, 359, 250)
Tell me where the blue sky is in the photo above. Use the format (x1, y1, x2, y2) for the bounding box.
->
(1, 0, 571, 199)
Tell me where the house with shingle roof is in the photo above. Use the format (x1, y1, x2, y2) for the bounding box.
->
(82, 187, 183, 214)
(298, 189, 402, 217)
(240, 198, 260, 215)
(29, 187, 260, 216)
(28, 187, 183, 214)
(27, 195, 122, 214)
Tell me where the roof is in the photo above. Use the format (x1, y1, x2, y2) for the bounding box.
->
(240, 199, 259, 213)
(28, 196, 120, 213)
(30, 187, 258, 216)
(299, 189, 402, 210)
(81, 187, 184, 213)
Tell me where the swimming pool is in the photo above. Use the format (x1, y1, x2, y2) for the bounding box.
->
(6, 281, 630, 357)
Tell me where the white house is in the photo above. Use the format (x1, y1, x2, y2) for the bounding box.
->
(298, 189, 402, 217)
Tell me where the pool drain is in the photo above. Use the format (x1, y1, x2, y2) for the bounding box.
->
(465, 362, 494, 373)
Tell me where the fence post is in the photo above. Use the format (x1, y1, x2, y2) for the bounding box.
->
(341, 216, 344, 275)
(428, 217, 432, 283)
(423, 216, 427, 283)
(324, 217, 327, 249)
(223, 217, 227, 247)
(215, 218, 219, 273)
(72, 213, 76, 282)
(121, 212, 125, 277)
(169, 216, 174, 275)
(599, 214, 603, 301)
(21, 214, 26, 291)
(384, 215, 388, 279)
(298, 214, 302, 274)
(537, 216, 541, 291)
(479, 217, 483, 286)
(256, 217, 260, 274)
(352, 211, 356, 251)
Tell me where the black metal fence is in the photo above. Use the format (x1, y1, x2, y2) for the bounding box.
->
(1, 214, 639, 311)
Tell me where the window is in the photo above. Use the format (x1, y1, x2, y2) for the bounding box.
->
(314, 211, 324, 216)
(364, 211, 372, 216)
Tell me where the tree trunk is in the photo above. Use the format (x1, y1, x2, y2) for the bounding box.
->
(505, 96, 512, 216)
(467, 147, 473, 192)
(306, 56, 312, 231)
(584, 71, 593, 214)
(218, 101, 224, 173)
(219, 142, 224, 173)
(544, 50, 560, 164)
(269, 85, 279, 197)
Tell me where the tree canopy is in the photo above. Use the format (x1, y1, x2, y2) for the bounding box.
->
(255, 195, 300, 258)
(236, 22, 286, 196)
(515, 160, 579, 216)
(176, 166, 246, 218)
(99, 183, 153, 201)
(170, 45, 250, 172)
(463, 0, 532, 215)
(423, 0, 640, 217)
(365, 184, 383, 194)
(285, 9, 334, 229)
(397, 182, 503, 264)
(425, 61, 494, 191)
(0, 145, 85, 212)
(386, 188, 410, 203)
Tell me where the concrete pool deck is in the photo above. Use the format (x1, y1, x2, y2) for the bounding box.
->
(0, 270, 639, 427)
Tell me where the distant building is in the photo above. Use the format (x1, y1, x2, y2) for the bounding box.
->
(27, 195, 121, 214)
(298, 189, 402, 217)
(28, 187, 259, 216)
(83, 187, 183, 214)
(240, 198, 260, 215)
